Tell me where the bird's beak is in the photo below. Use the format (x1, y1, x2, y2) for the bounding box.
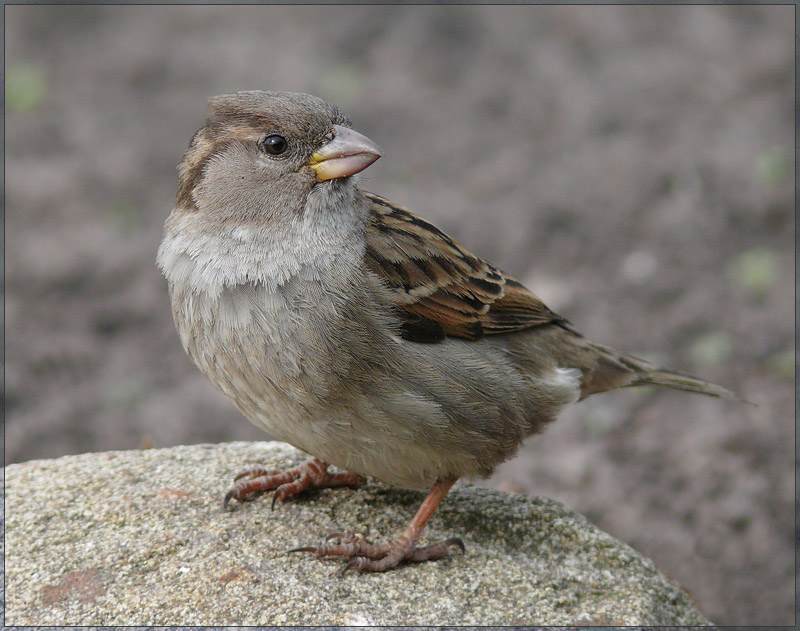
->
(308, 124, 382, 181)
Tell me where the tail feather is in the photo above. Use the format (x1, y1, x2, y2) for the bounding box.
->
(632, 365, 736, 399)
(582, 341, 737, 401)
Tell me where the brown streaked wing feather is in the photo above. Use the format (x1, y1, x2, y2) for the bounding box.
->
(364, 192, 567, 341)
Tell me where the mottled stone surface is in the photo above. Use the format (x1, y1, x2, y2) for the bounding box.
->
(5, 442, 711, 625)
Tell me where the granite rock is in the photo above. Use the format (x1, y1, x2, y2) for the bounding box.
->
(4, 442, 711, 625)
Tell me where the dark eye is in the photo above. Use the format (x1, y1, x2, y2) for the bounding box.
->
(260, 134, 287, 155)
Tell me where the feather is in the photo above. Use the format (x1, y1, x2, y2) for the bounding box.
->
(364, 193, 567, 342)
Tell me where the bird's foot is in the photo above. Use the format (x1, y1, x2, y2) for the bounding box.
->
(223, 457, 364, 511)
(289, 531, 465, 573)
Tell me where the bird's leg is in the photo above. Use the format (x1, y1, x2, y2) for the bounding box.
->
(289, 477, 464, 572)
(223, 456, 364, 511)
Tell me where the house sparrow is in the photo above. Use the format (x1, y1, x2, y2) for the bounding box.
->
(157, 90, 733, 573)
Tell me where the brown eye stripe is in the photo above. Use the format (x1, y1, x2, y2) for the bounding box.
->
(176, 128, 214, 211)
(175, 126, 246, 212)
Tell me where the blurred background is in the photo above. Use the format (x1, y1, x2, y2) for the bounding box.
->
(4, 5, 793, 624)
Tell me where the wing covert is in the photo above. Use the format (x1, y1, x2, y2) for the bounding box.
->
(364, 192, 567, 341)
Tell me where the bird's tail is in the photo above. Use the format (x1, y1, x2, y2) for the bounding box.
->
(631, 364, 736, 398)
(580, 340, 737, 400)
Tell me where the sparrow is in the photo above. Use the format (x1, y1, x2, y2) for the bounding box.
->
(157, 90, 733, 573)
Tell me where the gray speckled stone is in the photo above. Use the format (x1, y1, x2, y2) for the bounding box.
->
(4, 442, 711, 625)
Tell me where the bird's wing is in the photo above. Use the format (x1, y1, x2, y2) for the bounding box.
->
(364, 192, 568, 342)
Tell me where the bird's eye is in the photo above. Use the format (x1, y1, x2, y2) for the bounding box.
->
(260, 134, 287, 155)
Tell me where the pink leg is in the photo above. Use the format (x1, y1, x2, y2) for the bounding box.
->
(223, 457, 364, 511)
(289, 478, 464, 572)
